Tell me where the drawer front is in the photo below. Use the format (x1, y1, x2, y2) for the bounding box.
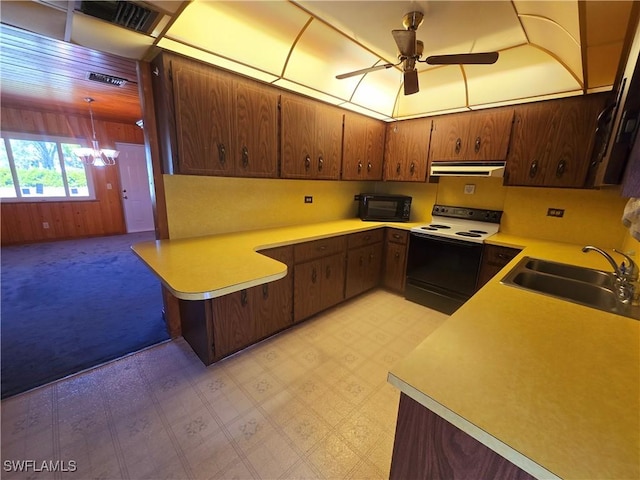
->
(385, 228, 409, 245)
(347, 229, 384, 249)
(294, 235, 346, 263)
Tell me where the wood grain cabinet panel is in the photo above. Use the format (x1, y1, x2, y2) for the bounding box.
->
(382, 228, 409, 292)
(345, 230, 384, 299)
(476, 244, 522, 290)
(254, 246, 293, 339)
(234, 81, 279, 177)
(383, 117, 431, 182)
(343, 113, 386, 180)
(211, 289, 255, 360)
(505, 93, 609, 188)
(429, 108, 514, 162)
(172, 62, 233, 176)
(281, 95, 343, 179)
(390, 393, 536, 480)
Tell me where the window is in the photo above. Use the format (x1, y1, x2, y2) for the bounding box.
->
(0, 133, 96, 201)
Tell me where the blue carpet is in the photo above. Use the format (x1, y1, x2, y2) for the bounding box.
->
(1, 232, 169, 398)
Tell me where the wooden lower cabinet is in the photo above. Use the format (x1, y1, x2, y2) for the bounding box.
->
(179, 246, 293, 365)
(294, 252, 346, 322)
(345, 230, 384, 299)
(382, 228, 409, 292)
(476, 244, 522, 290)
(390, 393, 535, 480)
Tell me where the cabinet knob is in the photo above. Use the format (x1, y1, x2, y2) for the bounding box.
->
(240, 289, 248, 306)
(357, 161, 363, 173)
(410, 162, 416, 175)
(556, 159, 566, 178)
(262, 284, 269, 300)
(474, 136, 481, 153)
(218, 143, 226, 165)
(318, 156, 324, 171)
(393, 233, 401, 240)
(311, 267, 317, 284)
(455, 137, 462, 154)
(529, 160, 538, 178)
(241, 146, 249, 168)
(396, 162, 401, 174)
(304, 155, 311, 171)
(367, 161, 372, 172)
(395, 251, 401, 260)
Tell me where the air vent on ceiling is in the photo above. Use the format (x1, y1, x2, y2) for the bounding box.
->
(86, 72, 128, 87)
(76, 1, 160, 34)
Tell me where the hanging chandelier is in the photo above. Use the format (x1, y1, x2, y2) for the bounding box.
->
(73, 97, 119, 166)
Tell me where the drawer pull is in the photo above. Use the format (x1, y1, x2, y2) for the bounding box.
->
(218, 143, 226, 165)
(393, 233, 402, 240)
(357, 161, 363, 173)
(455, 137, 462, 154)
(262, 284, 269, 300)
(529, 159, 538, 178)
(410, 162, 416, 174)
(395, 251, 401, 259)
(304, 155, 311, 171)
(556, 159, 566, 178)
(367, 161, 372, 172)
(318, 156, 324, 171)
(241, 146, 249, 168)
(311, 267, 317, 284)
(396, 162, 401, 174)
(241, 289, 248, 307)
(474, 136, 481, 153)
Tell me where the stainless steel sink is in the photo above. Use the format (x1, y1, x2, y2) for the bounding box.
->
(501, 257, 639, 319)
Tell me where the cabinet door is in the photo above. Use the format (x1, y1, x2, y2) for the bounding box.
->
(362, 243, 383, 292)
(211, 289, 255, 359)
(235, 81, 279, 178)
(254, 246, 293, 338)
(293, 260, 322, 322)
(476, 245, 522, 290)
(345, 246, 366, 299)
(342, 113, 367, 180)
(466, 109, 514, 161)
(383, 242, 407, 292)
(384, 118, 431, 181)
(428, 113, 470, 161)
(281, 96, 316, 178)
(543, 95, 608, 187)
(504, 102, 557, 186)
(173, 63, 233, 175)
(343, 114, 385, 180)
(315, 103, 343, 179)
(321, 252, 346, 308)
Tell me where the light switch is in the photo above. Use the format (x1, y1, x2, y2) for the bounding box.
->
(106, 183, 112, 190)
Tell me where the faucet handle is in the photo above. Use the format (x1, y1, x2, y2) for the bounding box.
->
(614, 249, 638, 280)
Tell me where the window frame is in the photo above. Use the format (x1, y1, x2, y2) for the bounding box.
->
(0, 131, 97, 203)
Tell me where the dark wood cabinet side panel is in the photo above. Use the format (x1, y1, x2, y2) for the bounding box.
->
(390, 393, 536, 480)
(179, 299, 214, 365)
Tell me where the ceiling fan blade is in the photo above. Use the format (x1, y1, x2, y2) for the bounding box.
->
(425, 52, 499, 65)
(335, 62, 396, 80)
(403, 69, 419, 95)
(392, 29, 416, 57)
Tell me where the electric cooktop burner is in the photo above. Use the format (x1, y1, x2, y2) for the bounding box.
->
(411, 204, 503, 244)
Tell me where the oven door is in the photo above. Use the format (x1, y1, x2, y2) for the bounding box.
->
(405, 232, 483, 314)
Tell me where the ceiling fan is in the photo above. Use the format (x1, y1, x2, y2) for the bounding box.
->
(336, 11, 499, 96)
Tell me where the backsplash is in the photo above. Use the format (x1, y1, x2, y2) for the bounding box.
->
(164, 174, 635, 251)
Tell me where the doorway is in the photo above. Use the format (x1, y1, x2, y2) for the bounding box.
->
(116, 142, 154, 233)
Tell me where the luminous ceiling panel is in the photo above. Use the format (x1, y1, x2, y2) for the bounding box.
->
(284, 19, 382, 101)
(520, 16, 582, 86)
(156, 38, 280, 84)
(395, 66, 468, 118)
(165, 0, 311, 77)
(71, 15, 154, 59)
(350, 68, 403, 117)
(271, 78, 343, 106)
(513, 1, 580, 41)
(465, 45, 582, 105)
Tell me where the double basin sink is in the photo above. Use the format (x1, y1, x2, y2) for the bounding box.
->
(501, 256, 639, 320)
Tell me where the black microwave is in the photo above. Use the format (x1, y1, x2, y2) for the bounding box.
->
(357, 194, 412, 222)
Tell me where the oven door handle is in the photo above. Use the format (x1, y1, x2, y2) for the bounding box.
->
(410, 232, 482, 248)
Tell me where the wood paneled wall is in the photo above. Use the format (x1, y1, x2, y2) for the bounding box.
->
(1, 105, 144, 245)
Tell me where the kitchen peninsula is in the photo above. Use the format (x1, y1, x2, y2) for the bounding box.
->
(133, 223, 639, 480)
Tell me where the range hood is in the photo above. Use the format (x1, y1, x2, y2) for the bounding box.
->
(430, 161, 506, 177)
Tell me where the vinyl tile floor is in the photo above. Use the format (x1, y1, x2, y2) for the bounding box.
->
(1, 290, 448, 480)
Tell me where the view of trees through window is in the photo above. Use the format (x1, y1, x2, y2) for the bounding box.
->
(0, 134, 94, 200)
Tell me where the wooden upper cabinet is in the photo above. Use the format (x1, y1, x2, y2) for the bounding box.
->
(281, 96, 343, 179)
(429, 108, 514, 162)
(383, 117, 431, 182)
(172, 62, 233, 176)
(342, 113, 385, 180)
(234, 81, 279, 178)
(505, 93, 609, 188)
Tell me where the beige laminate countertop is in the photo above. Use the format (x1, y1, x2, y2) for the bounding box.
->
(389, 233, 640, 479)
(133, 224, 639, 479)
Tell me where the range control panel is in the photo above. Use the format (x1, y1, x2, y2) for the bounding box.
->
(431, 204, 503, 224)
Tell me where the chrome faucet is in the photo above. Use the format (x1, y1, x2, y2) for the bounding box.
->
(582, 245, 636, 303)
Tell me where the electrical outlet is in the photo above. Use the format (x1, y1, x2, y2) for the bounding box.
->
(42, 222, 50, 229)
(304, 196, 313, 204)
(546, 208, 565, 217)
(464, 184, 476, 195)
